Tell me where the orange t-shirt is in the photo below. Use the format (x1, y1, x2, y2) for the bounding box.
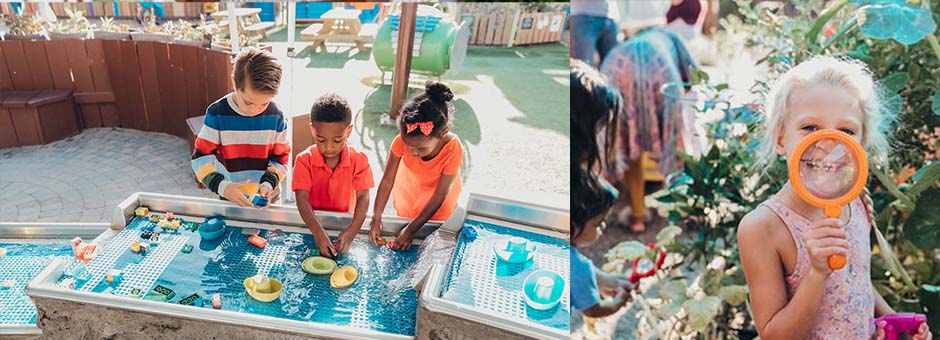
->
(292, 145, 374, 213)
(390, 134, 463, 220)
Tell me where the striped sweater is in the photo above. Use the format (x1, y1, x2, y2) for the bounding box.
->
(191, 93, 290, 196)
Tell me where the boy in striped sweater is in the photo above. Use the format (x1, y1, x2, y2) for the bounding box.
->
(191, 48, 290, 207)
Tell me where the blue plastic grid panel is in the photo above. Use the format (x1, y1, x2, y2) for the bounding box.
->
(0, 256, 56, 325)
(79, 216, 421, 336)
(441, 220, 570, 331)
(81, 217, 192, 297)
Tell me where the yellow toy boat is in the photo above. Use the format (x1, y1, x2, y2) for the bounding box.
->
(330, 266, 358, 289)
(243, 275, 282, 302)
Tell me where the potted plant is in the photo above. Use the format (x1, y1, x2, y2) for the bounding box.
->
(130, 18, 172, 42)
(1, 14, 46, 40)
(48, 8, 93, 39)
(93, 17, 132, 40)
(212, 33, 271, 53)
(164, 19, 201, 47)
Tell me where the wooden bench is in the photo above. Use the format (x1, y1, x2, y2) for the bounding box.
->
(244, 21, 275, 38)
(356, 23, 378, 50)
(0, 90, 80, 147)
(300, 22, 375, 53)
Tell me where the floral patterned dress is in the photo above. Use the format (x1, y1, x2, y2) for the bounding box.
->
(599, 27, 696, 177)
(762, 197, 875, 340)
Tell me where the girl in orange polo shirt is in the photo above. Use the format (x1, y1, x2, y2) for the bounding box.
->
(370, 81, 463, 251)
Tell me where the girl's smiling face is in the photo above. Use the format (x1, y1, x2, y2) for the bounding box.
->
(776, 84, 865, 158)
(777, 84, 866, 198)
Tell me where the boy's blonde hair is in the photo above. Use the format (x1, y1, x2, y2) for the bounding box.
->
(756, 55, 894, 173)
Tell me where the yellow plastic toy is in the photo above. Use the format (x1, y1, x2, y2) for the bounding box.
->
(330, 266, 358, 289)
(787, 129, 868, 270)
(301, 256, 337, 275)
(243, 275, 282, 302)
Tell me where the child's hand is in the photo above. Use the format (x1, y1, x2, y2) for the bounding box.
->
(876, 319, 886, 340)
(369, 219, 384, 245)
(597, 272, 633, 297)
(313, 228, 337, 259)
(392, 229, 415, 251)
(257, 182, 275, 206)
(874, 318, 931, 340)
(335, 229, 355, 254)
(223, 181, 254, 207)
(611, 286, 631, 309)
(803, 217, 849, 275)
(914, 322, 932, 340)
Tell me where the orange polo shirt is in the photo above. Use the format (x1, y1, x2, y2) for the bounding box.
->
(390, 134, 463, 220)
(292, 145, 374, 213)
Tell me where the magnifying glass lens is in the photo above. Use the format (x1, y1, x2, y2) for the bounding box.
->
(798, 138, 859, 200)
(635, 258, 654, 273)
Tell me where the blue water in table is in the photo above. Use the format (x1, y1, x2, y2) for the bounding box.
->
(73, 217, 420, 336)
(441, 220, 571, 331)
(0, 242, 72, 326)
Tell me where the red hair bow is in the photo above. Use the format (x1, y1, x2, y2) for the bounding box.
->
(406, 121, 434, 136)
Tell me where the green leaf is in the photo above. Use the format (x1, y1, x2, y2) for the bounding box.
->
(822, 17, 858, 49)
(658, 279, 688, 301)
(655, 295, 688, 319)
(689, 66, 710, 85)
(932, 90, 940, 116)
(718, 285, 749, 307)
(881, 72, 910, 94)
(910, 163, 940, 197)
(702, 267, 724, 296)
(715, 83, 730, 92)
(656, 225, 684, 246)
(683, 296, 722, 334)
(605, 241, 648, 262)
(806, 0, 848, 45)
(905, 187, 940, 250)
(872, 167, 915, 209)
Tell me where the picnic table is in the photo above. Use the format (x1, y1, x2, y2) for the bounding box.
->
(300, 8, 378, 52)
(211, 7, 274, 39)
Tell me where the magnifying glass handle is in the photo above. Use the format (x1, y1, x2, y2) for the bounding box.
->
(824, 207, 847, 270)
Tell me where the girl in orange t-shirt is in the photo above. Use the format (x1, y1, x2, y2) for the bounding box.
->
(370, 81, 463, 250)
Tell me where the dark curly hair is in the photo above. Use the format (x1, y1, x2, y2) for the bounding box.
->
(398, 81, 454, 138)
(571, 59, 621, 172)
(310, 93, 352, 125)
(571, 168, 618, 241)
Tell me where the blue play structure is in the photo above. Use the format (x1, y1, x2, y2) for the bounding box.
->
(252, 3, 382, 24)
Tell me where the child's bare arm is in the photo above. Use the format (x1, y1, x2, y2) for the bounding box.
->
(347, 189, 370, 233)
(399, 174, 456, 236)
(873, 286, 894, 316)
(370, 152, 401, 242)
(296, 190, 335, 258)
(738, 208, 829, 340)
(580, 288, 630, 318)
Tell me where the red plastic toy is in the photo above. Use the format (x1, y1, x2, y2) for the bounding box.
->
(629, 243, 667, 284)
(248, 235, 267, 248)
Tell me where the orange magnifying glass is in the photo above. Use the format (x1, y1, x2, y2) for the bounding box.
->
(787, 129, 868, 270)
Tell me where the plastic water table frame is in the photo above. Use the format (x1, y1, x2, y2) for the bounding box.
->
(0, 222, 109, 337)
(418, 192, 570, 340)
(25, 192, 461, 340)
